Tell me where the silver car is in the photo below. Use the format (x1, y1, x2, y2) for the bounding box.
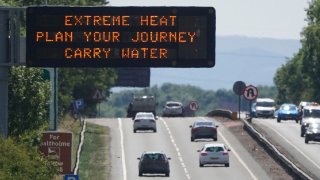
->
(190, 120, 218, 141)
(133, 118, 157, 133)
(162, 101, 184, 117)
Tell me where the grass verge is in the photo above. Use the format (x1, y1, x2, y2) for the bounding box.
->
(78, 122, 110, 180)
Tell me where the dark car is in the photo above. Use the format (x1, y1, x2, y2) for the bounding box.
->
(190, 120, 218, 142)
(305, 123, 320, 144)
(277, 103, 299, 123)
(137, 151, 171, 177)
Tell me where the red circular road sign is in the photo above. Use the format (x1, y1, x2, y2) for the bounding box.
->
(243, 85, 258, 100)
(189, 101, 199, 111)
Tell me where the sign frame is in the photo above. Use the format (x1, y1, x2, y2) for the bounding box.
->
(26, 6, 216, 68)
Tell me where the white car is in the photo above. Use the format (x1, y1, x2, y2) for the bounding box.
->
(133, 112, 156, 120)
(133, 117, 157, 133)
(162, 101, 184, 117)
(198, 143, 230, 167)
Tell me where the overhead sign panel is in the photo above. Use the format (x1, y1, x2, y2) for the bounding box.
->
(26, 6, 215, 68)
(114, 68, 150, 87)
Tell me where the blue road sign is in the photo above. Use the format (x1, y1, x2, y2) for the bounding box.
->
(73, 99, 84, 111)
(64, 174, 79, 180)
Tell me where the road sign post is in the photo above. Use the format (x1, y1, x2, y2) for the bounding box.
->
(233, 81, 246, 120)
(243, 85, 258, 122)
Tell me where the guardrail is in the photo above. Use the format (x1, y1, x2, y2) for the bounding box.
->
(242, 118, 313, 180)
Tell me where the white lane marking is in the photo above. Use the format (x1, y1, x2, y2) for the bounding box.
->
(118, 118, 127, 180)
(267, 125, 320, 169)
(220, 130, 259, 180)
(161, 118, 191, 180)
(201, 117, 258, 180)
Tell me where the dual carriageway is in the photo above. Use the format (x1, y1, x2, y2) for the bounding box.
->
(87, 116, 320, 180)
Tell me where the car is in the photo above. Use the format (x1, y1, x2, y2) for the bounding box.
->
(137, 151, 171, 177)
(198, 143, 230, 167)
(300, 105, 320, 137)
(305, 123, 320, 144)
(190, 120, 218, 141)
(133, 112, 157, 120)
(298, 101, 317, 123)
(162, 101, 184, 117)
(250, 102, 257, 118)
(133, 117, 157, 133)
(255, 98, 276, 118)
(277, 103, 299, 123)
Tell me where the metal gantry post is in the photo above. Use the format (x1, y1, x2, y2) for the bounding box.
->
(0, 9, 9, 137)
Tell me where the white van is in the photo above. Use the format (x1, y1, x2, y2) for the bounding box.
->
(255, 98, 276, 118)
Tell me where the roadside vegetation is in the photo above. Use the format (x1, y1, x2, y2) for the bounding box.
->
(79, 123, 110, 179)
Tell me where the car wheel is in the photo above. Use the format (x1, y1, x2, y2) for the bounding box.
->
(165, 172, 170, 177)
(138, 170, 143, 176)
(277, 118, 281, 123)
(225, 163, 230, 167)
(305, 139, 309, 144)
(134, 129, 137, 133)
(213, 137, 218, 141)
(154, 129, 157, 133)
(191, 137, 195, 142)
(199, 162, 204, 167)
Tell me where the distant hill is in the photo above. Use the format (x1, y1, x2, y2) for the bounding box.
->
(151, 36, 301, 90)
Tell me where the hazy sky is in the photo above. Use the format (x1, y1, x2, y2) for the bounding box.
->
(110, 0, 310, 40)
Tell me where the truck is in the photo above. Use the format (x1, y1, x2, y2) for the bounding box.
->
(127, 95, 157, 118)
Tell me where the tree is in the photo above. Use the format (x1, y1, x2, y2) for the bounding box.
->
(8, 66, 50, 137)
(58, 68, 117, 116)
(274, 0, 320, 103)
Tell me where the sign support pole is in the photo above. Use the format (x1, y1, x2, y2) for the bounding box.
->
(238, 95, 241, 120)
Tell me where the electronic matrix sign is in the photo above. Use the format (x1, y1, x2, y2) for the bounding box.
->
(26, 6, 215, 68)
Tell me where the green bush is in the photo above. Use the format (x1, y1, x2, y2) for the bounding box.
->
(0, 138, 59, 179)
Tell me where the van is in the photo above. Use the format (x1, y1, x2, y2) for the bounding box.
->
(255, 98, 276, 118)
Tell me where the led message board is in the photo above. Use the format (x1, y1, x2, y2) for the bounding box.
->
(26, 6, 215, 68)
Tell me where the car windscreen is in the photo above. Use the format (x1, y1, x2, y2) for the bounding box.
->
(304, 109, 320, 118)
(281, 105, 297, 111)
(256, 101, 275, 107)
(196, 121, 213, 126)
(167, 103, 181, 107)
(143, 153, 165, 161)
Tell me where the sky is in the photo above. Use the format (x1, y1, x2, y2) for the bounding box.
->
(110, 0, 310, 40)
(110, 0, 311, 91)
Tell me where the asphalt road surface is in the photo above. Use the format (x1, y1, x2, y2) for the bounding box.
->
(88, 117, 274, 180)
(252, 118, 320, 179)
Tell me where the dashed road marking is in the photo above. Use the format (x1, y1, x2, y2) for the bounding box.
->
(161, 118, 191, 179)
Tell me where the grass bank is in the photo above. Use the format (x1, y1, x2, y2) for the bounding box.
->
(79, 122, 110, 179)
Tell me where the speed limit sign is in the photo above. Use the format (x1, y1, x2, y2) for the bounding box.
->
(243, 85, 258, 100)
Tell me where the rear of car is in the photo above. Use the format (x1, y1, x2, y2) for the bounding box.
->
(133, 118, 157, 133)
(162, 101, 184, 117)
(190, 121, 218, 141)
(198, 143, 230, 167)
(305, 123, 320, 144)
(133, 112, 156, 120)
(277, 104, 299, 123)
(138, 152, 170, 177)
